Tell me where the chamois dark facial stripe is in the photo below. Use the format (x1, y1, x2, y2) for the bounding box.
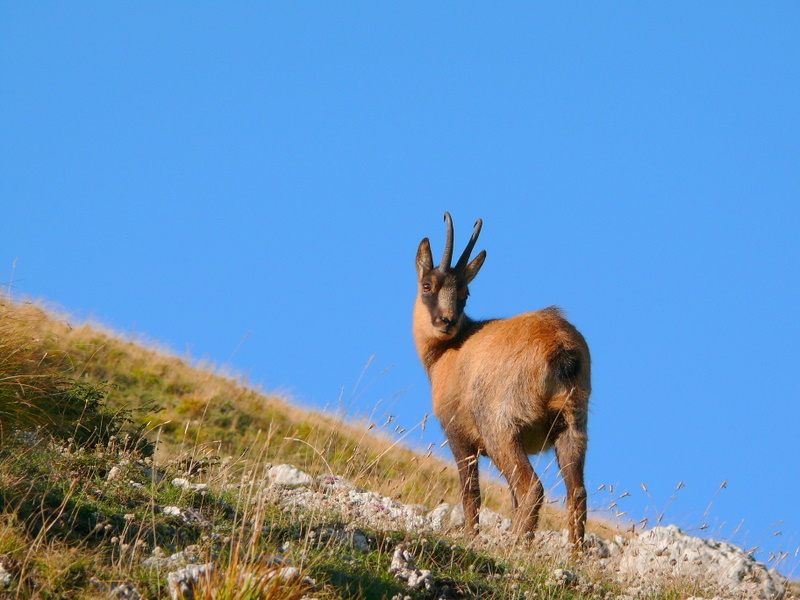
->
(419, 269, 469, 332)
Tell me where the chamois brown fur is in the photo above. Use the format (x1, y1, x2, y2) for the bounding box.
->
(413, 213, 591, 547)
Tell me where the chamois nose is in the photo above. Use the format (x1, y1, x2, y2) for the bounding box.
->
(439, 316, 456, 327)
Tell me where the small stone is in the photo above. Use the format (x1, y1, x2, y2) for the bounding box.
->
(479, 508, 512, 532)
(267, 465, 313, 487)
(389, 546, 433, 591)
(389, 546, 416, 573)
(169, 545, 204, 565)
(265, 566, 301, 581)
(449, 504, 465, 527)
(0, 562, 14, 587)
(109, 582, 143, 599)
(140, 556, 171, 570)
(426, 503, 451, 530)
(350, 530, 369, 553)
(161, 506, 205, 525)
(263, 566, 316, 587)
(405, 568, 433, 590)
(316, 474, 360, 492)
(545, 568, 578, 588)
(171, 478, 209, 492)
(166, 563, 214, 600)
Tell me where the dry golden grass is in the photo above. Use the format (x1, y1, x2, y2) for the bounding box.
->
(0, 298, 90, 443)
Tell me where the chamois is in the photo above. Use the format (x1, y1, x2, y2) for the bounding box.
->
(413, 213, 590, 547)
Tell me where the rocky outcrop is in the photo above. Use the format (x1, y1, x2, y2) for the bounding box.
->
(108, 463, 791, 600)
(257, 464, 792, 600)
(616, 525, 786, 600)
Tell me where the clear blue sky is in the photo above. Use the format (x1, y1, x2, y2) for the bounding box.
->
(2, 3, 798, 576)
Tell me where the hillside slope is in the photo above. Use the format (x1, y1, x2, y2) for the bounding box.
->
(0, 297, 795, 600)
(2, 298, 610, 534)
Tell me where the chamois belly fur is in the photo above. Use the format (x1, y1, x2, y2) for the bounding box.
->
(518, 420, 560, 455)
(472, 410, 561, 457)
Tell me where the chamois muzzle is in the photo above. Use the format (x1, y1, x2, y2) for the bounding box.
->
(434, 314, 458, 335)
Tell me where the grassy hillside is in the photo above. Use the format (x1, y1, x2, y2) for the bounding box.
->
(0, 296, 626, 599)
(5, 298, 615, 526)
(0, 299, 504, 512)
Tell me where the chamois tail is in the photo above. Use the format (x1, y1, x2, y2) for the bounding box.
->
(551, 345, 582, 382)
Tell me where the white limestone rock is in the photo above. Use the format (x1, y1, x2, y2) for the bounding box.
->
(171, 477, 209, 492)
(426, 503, 452, 530)
(617, 525, 786, 600)
(167, 563, 214, 600)
(389, 546, 433, 591)
(316, 474, 362, 492)
(267, 464, 313, 487)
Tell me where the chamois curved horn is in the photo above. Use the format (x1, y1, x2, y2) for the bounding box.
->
(441, 212, 455, 270)
(455, 218, 483, 272)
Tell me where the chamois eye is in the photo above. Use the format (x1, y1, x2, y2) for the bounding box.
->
(422, 282, 432, 293)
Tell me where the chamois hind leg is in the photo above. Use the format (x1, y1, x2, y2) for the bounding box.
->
(488, 438, 544, 539)
(448, 437, 481, 537)
(554, 425, 588, 550)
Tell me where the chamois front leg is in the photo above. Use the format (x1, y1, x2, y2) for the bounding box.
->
(555, 425, 588, 550)
(488, 437, 544, 539)
(448, 436, 481, 537)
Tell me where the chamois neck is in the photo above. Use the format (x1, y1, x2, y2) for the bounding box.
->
(415, 326, 472, 374)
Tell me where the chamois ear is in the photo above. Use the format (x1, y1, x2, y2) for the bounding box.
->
(464, 250, 486, 284)
(416, 238, 434, 279)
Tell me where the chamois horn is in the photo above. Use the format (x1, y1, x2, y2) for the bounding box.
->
(455, 218, 483, 272)
(441, 212, 455, 270)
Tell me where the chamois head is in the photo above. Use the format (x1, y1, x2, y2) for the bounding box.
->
(416, 212, 487, 339)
